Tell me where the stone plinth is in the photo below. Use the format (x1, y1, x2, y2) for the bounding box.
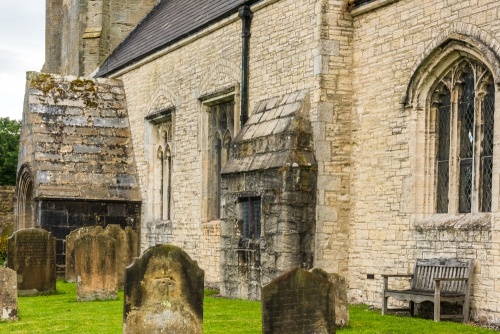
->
(262, 268, 335, 334)
(75, 233, 117, 301)
(123, 244, 204, 334)
(0, 267, 18, 321)
(7, 228, 56, 295)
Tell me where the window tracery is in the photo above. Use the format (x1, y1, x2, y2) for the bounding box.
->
(433, 60, 495, 213)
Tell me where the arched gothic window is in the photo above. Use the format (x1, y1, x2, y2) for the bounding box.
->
(208, 101, 234, 220)
(154, 119, 173, 221)
(433, 60, 495, 213)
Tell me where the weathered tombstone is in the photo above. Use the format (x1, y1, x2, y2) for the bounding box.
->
(262, 267, 336, 334)
(66, 225, 137, 288)
(102, 225, 138, 288)
(123, 244, 204, 334)
(75, 233, 117, 301)
(316, 270, 350, 328)
(7, 228, 56, 295)
(0, 267, 18, 321)
(65, 226, 104, 282)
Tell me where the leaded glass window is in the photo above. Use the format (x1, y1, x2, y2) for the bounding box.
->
(434, 60, 495, 213)
(240, 197, 261, 240)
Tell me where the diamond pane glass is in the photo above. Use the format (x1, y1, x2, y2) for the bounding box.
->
(459, 159, 473, 212)
(481, 157, 493, 212)
(458, 66, 474, 212)
(436, 90, 451, 213)
(459, 69, 475, 160)
(481, 81, 495, 212)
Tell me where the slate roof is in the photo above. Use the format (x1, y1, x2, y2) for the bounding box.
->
(96, 0, 261, 77)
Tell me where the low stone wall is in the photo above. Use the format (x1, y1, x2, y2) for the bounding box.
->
(0, 186, 15, 235)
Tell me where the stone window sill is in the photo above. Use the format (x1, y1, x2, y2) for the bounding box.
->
(414, 213, 491, 231)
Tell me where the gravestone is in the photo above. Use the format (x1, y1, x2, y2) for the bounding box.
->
(320, 270, 350, 328)
(262, 267, 336, 334)
(7, 228, 56, 295)
(75, 233, 117, 301)
(0, 267, 18, 321)
(102, 225, 138, 288)
(65, 226, 104, 282)
(123, 244, 204, 334)
(66, 225, 137, 288)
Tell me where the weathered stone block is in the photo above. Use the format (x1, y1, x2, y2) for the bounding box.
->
(123, 244, 204, 334)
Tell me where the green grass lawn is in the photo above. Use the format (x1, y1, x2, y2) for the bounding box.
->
(0, 281, 496, 333)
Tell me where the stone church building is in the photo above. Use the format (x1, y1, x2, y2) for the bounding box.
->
(16, 0, 500, 322)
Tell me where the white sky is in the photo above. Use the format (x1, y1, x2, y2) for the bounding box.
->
(0, 1, 45, 120)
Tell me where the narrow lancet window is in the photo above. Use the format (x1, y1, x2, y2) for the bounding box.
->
(458, 67, 475, 213)
(481, 81, 495, 212)
(436, 89, 451, 213)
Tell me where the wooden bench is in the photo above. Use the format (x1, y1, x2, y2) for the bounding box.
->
(382, 258, 474, 322)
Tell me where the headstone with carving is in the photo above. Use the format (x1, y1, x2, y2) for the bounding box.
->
(65, 226, 104, 282)
(262, 267, 336, 334)
(123, 244, 204, 334)
(75, 233, 118, 301)
(7, 228, 56, 295)
(0, 267, 18, 321)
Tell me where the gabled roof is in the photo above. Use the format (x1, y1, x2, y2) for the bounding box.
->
(96, 0, 260, 77)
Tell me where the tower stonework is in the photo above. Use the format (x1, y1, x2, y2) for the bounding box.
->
(42, 0, 160, 77)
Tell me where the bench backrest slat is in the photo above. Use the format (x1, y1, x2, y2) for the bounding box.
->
(411, 258, 474, 293)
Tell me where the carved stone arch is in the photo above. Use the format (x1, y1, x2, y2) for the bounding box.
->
(405, 23, 500, 107)
(197, 58, 241, 96)
(16, 164, 35, 230)
(146, 86, 178, 116)
(157, 145, 164, 159)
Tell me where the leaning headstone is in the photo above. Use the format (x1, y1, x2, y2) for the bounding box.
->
(0, 267, 18, 321)
(7, 228, 56, 295)
(65, 226, 104, 282)
(75, 233, 117, 301)
(123, 244, 204, 334)
(102, 225, 138, 288)
(262, 267, 336, 334)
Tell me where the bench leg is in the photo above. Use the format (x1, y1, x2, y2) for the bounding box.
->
(409, 301, 414, 316)
(463, 300, 470, 323)
(382, 295, 388, 315)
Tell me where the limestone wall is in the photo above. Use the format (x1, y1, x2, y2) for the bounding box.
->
(0, 186, 15, 234)
(349, 0, 500, 321)
(44, 0, 159, 76)
(116, 0, 318, 287)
